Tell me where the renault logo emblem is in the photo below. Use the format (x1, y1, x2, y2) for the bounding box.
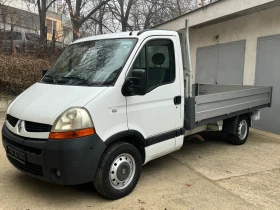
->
(18, 120, 23, 133)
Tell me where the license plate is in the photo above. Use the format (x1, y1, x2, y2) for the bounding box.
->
(7, 146, 26, 164)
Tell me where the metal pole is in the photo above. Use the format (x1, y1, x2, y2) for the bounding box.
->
(181, 27, 188, 98)
(185, 19, 193, 97)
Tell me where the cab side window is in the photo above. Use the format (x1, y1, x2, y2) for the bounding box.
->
(132, 39, 175, 92)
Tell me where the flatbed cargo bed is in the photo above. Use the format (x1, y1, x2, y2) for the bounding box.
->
(185, 84, 272, 130)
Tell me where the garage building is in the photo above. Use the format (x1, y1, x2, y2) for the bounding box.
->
(154, 0, 280, 134)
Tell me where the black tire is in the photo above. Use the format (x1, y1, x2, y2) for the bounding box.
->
(230, 115, 250, 145)
(94, 142, 142, 200)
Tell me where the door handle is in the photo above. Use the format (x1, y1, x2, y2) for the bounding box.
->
(174, 96, 181, 105)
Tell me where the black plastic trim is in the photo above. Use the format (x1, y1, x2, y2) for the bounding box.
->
(146, 128, 184, 146)
(105, 129, 184, 147)
(2, 124, 107, 185)
(6, 114, 19, 127)
(184, 97, 196, 130)
(269, 86, 273, 108)
(25, 121, 52, 132)
(222, 116, 240, 134)
(105, 130, 147, 147)
(146, 130, 176, 146)
(8, 156, 43, 176)
(174, 96, 182, 105)
(4, 137, 42, 155)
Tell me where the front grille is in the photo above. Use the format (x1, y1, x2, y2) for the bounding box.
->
(4, 137, 42, 155)
(25, 121, 52, 132)
(8, 156, 43, 176)
(6, 114, 19, 127)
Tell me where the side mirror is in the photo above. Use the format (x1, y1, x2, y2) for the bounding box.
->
(42, 69, 48, 78)
(122, 69, 147, 96)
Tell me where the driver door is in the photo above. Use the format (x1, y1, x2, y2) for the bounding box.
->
(126, 36, 181, 161)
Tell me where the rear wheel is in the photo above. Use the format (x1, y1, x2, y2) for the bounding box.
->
(94, 142, 142, 200)
(230, 115, 249, 145)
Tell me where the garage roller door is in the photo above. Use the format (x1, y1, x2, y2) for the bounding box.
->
(255, 35, 280, 134)
(196, 40, 245, 85)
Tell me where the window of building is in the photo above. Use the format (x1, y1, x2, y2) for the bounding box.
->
(46, 19, 57, 34)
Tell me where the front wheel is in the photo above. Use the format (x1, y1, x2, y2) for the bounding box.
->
(94, 142, 142, 199)
(230, 116, 249, 145)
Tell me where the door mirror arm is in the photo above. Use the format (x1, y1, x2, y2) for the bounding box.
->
(122, 69, 147, 96)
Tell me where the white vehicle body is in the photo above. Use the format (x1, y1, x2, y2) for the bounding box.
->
(2, 27, 272, 199)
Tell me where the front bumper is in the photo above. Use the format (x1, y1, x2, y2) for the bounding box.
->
(2, 124, 106, 185)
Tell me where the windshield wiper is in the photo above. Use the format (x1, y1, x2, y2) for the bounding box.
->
(58, 76, 92, 86)
(42, 75, 56, 84)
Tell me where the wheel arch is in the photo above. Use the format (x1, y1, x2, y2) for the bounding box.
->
(222, 113, 251, 134)
(104, 130, 147, 163)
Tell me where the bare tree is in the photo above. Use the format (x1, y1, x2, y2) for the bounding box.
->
(0, 0, 12, 32)
(37, 0, 57, 46)
(130, 0, 183, 30)
(0, 0, 21, 54)
(65, 0, 110, 41)
(97, 0, 106, 34)
(130, 0, 214, 30)
(108, 0, 137, 32)
(60, 0, 215, 41)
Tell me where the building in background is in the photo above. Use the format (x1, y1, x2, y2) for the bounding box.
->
(154, 0, 280, 134)
(0, 0, 39, 33)
(0, 0, 63, 44)
(45, 0, 63, 43)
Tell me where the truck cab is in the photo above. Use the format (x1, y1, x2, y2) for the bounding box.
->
(2, 29, 272, 199)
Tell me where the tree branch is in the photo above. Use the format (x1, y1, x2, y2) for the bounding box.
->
(65, 0, 74, 19)
(46, 0, 56, 11)
(88, 16, 113, 33)
(80, 0, 110, 25)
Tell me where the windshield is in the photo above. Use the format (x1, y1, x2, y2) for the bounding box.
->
(25, 33, 39, 41)
(41, 38, 137, 86)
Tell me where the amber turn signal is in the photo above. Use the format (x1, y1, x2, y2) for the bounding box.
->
(49, 128, 95, 140)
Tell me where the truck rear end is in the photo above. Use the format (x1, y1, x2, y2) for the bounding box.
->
(180, 20, 272, 144)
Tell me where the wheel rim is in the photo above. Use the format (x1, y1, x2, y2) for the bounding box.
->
(109, 153, 135, 190)
(238, 119, 248, 140)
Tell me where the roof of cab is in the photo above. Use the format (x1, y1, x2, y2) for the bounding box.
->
(73, 30, 178, 44)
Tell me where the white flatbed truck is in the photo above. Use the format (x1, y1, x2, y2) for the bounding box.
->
(2, 23, 272, 199)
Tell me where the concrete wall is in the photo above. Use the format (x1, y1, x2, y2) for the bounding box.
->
(189, 6, 280, 85)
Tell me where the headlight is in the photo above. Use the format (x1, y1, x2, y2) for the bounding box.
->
(49, 108, 95, 140)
